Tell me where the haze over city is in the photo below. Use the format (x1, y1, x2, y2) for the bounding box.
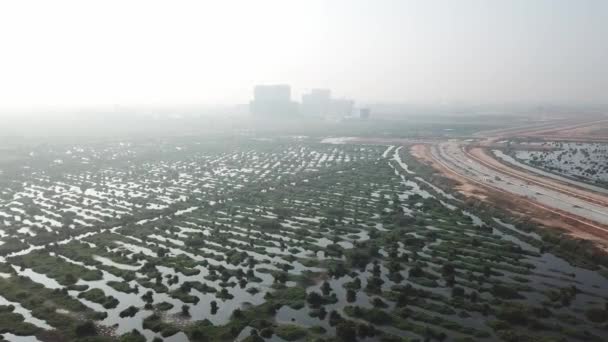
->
(0, 0, 607, 111)
(1, 2, 608, 342)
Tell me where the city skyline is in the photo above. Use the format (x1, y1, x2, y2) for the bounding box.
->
(249, 84, 363, 119)
(0, 0, 607, 110)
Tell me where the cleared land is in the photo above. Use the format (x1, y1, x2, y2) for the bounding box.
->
(412, 117, 608, 251)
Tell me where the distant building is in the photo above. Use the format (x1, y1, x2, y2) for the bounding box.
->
(250, 84, 298, 117)
(329, 98, 354, 118)
(301, 89, 331, 117)
(359, 107, 371, 120)
(254, 84, 291, 102)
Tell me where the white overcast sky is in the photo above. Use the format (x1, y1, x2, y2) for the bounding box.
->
(0, 0, 606, 109)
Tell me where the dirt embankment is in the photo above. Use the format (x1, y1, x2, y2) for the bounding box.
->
(474, 117, 608, 143)
(506, 119, 608, 142)
(410, 144, 488, 200)
(466, 147, 608, 207)
(411, 144, 608, 251)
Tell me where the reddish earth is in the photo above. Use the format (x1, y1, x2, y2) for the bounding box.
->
(511, 119, 608, 142)
(474, 117, 608, 142)
(410, 144, 489, 200)
(466, 147, 608, 207)
(411, 143, 608, 251)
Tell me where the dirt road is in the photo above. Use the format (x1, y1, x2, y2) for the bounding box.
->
(412, 142, 608, 248)
(466, 147, 608, 207)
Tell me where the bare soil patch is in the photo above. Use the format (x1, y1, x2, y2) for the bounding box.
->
(411, 144, 608, 251)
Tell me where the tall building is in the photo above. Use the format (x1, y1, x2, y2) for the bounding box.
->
(329, 98, 354, 118)
(359, 108, 371, 120)
(301, 89, 331, 117)
(250, 84, 298, 117)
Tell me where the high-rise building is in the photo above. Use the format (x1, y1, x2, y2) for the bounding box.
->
(301, 89, 331, 117)
(250, 84, 298, 117)
(330, 98, 354, 117)
(359, 108, 371, 120)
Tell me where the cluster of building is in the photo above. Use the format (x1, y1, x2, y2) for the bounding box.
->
(249, 84, 370, 120)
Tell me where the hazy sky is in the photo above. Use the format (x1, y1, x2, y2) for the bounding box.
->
(0, 0, 606, 109)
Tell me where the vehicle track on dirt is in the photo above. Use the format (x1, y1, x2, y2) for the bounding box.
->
(426, 144, 608, 238)
(463, 147, 608, 208)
